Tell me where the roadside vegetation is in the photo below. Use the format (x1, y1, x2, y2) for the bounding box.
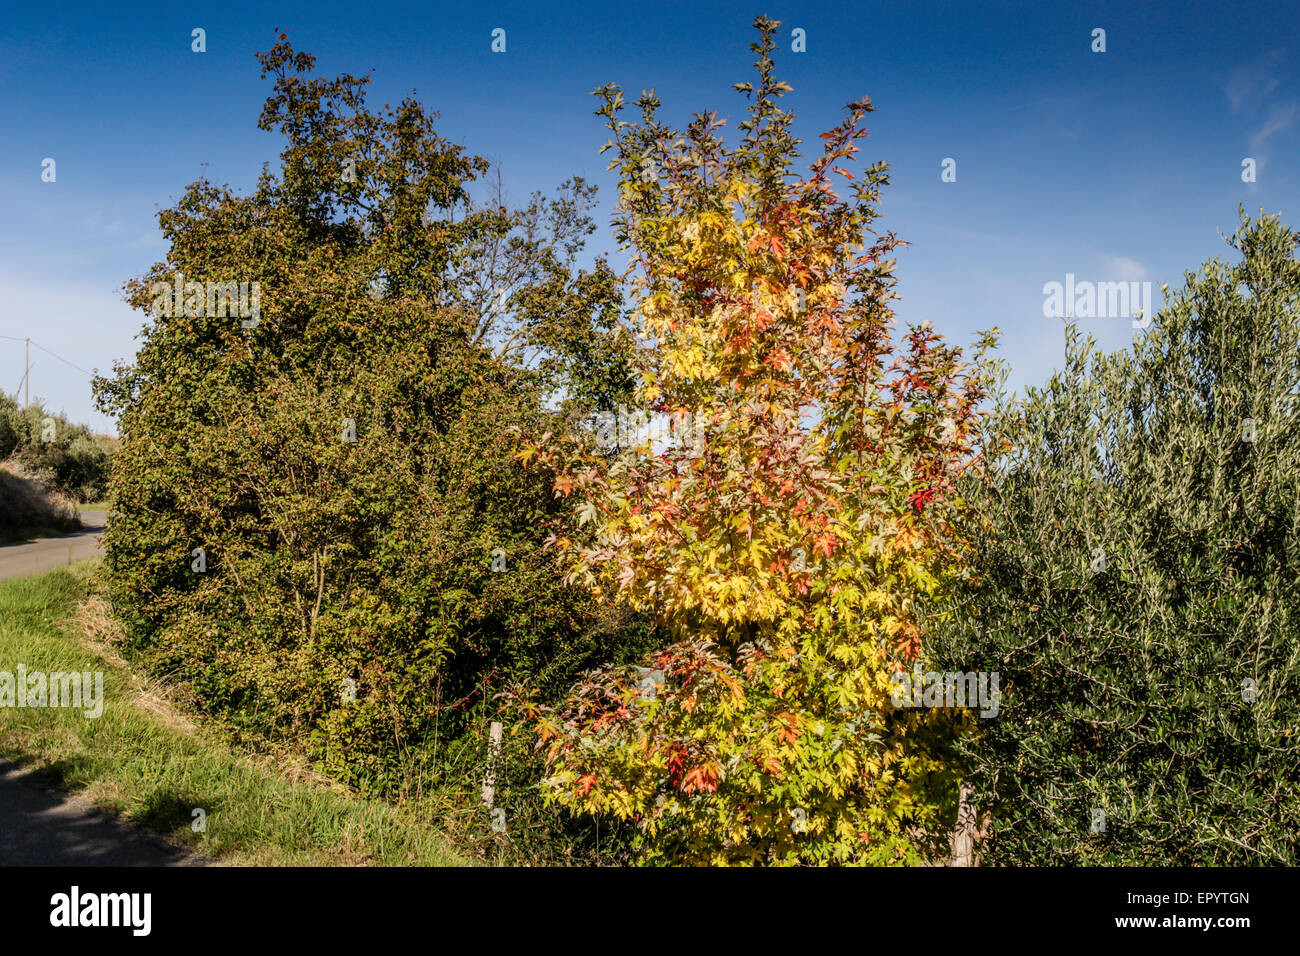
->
(0, 464, 80, 544)
(0, 564, 472, 866)
(924, 209, 1300, 865)
(0, 392, 115, 504)
(23, 16, 1288, 866)
(0, 391, 114, 542)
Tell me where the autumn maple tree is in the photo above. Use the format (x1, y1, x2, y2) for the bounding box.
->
(514, 17, 999, 864)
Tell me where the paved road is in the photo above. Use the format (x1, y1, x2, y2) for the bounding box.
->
(1, 512, 209, 866)
(0, 759, 205, 866)
(0, 511, 107, 581)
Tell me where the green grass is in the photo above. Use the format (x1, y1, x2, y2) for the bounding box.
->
(0, 563, 474, 866)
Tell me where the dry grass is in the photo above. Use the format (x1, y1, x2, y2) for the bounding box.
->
(1, 565, 473, 866)
(0, 457, 80, 541)
(76, 592, 197, 736)
(75, 588, 343, 792)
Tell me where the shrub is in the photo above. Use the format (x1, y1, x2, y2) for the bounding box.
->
(926, 209, 1300, 864)
(93, 38, 657, 798)
(0, 459, 81, 540)
(0, 393, 114, 502)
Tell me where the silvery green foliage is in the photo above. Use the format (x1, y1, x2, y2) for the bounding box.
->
(928, 210, 1300, 864)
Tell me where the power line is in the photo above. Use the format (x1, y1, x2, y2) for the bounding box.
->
(0, 335, 96, 377)
(28, 340, 95, 378)
(15, 362, 34, 396)
(0, 335, 97, 408)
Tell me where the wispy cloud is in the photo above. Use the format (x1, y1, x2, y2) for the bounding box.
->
(1105, 256, 1149, 282)
(1251, 100, 1298, 149)
(1223, 49, 1286, 113)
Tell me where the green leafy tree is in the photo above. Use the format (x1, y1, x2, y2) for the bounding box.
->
(94, 36, 651, 796)
(927, 209, 1300, 864)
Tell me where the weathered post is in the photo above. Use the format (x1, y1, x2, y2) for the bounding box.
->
(949, 781, 981, 866)
(481, 720, 503, 810)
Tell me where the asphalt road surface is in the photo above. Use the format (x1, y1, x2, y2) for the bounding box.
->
(0, 512, 208, 866)
(0, 759, 205, 866)
(0, 510, 107, 581)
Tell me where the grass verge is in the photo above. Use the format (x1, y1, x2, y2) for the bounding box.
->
(0, 562, 473, 866)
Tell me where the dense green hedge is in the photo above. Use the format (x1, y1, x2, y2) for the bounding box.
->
(93, 40, 659, 802)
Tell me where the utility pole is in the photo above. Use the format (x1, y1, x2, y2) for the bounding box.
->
(24, 336, 29, 408)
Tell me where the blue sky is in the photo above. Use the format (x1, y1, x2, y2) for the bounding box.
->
(3, 0, 1298, 433)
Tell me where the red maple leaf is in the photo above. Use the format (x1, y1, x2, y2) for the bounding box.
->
(666, 746, 688, 786)
(681, 764, 718, 794)
(908, 487, 937, 512)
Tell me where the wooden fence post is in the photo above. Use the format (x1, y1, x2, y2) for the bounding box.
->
(481, 720, 503, 810)
(949, 781, 985, 866)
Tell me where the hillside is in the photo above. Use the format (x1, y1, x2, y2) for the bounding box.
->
(0, 462, 81, 543)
